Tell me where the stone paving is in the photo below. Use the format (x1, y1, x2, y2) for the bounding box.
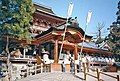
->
(75, 72, 120, 81)
(17, 71, 120, 81)
(18, 72, 83, 81)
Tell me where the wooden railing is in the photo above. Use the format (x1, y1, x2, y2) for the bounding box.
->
(20, 63, 51, 77)
(0, 63, 51, 81)
(75, 63, 120, 81)
(100, 72, 119, 81)
(81, 63, 100, 81)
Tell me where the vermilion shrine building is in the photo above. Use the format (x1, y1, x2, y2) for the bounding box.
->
(30, 3, 112, 64)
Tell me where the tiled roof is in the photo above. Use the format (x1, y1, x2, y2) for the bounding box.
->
(34, 3, 55, 15)
(78, 42, 109, 51)
(35, 24, 92, 39)
(78, 42, 99, 49)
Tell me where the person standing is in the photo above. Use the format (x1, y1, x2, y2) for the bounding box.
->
(77, 60, 81, 72)
(42, 48, 50, 64)
(70, 59, 75, 73)
(61, 61, 66, 72)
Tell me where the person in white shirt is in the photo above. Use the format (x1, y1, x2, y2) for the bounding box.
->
(42, 48, 51, 64)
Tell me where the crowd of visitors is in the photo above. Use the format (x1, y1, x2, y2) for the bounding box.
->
(83, 55, 115, 63)
(60, 53, 117, 73)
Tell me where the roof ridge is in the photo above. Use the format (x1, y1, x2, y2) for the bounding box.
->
(33, 2, 52, 10)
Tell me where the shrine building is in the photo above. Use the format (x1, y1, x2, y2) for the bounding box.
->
(30, 3, 112, 65)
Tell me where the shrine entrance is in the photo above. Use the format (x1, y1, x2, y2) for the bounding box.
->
(32, 24, 93, 63)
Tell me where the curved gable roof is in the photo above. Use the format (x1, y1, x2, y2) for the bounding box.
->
(35, 24, 92, 43)
(33, 3, 66, 21)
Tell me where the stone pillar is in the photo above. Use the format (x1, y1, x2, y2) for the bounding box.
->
(54, 40, 58, 63)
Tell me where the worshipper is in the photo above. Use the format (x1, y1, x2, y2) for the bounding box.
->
(42, 48, 51, 64)
(11, 49, 22, 57)
(70, 59, 75, 73)
(77, 60, 81, 72)
(61, 61, 66, 72)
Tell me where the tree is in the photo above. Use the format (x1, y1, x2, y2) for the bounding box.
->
(107, 1, 120, 54)
(94, 23, 105, 44)
(0, 0, 35, 80)
(91, 23, 107, 48)
(0, 0, 35, 53)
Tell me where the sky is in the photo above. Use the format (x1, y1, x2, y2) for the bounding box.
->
(32, 0, 119, 38)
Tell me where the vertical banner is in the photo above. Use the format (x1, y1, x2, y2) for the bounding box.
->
(67, 2, 74, 19)
(79, 10, 92, 61)
(59, 2, 74, 60)
(86, 11, 92, 25)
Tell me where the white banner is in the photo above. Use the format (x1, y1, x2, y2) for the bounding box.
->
(67, 2, 74, 18)
(86, 11, 92, 24)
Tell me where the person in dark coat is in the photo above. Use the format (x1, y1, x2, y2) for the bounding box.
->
(70, 59, 75, 73)
(77, 60, 81, 72)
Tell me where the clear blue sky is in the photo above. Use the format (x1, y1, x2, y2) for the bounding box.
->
(32, 0, 119, 37)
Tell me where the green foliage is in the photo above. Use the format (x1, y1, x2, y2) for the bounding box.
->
(107, 25, 120, 54)
(0, 0, 35, 38)
(107, 1, 120, 55)
(0, 0, 35, 52)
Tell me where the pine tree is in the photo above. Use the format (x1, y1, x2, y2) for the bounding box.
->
(107, 1, 120, 54)
(0, 1, 35, 80)
(0, 0, 35, 53)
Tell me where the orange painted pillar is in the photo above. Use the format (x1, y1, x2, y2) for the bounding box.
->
(54, 40, 58, 63)
(74, 44, 78, 60)
(74, 44, 78, 74)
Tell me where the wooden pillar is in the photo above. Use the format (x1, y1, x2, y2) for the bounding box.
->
(34, 64, 37, 75)
(23, 48, 26, 58)
(83, 63, 86, 80)
(54, 40, 58, 63)
(117, 75, 119, 81)
(74, 44, 78, 74)
(74, 44, 78, 60)
(97, 68, 100, 81)
(39, 44, 42, 56)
